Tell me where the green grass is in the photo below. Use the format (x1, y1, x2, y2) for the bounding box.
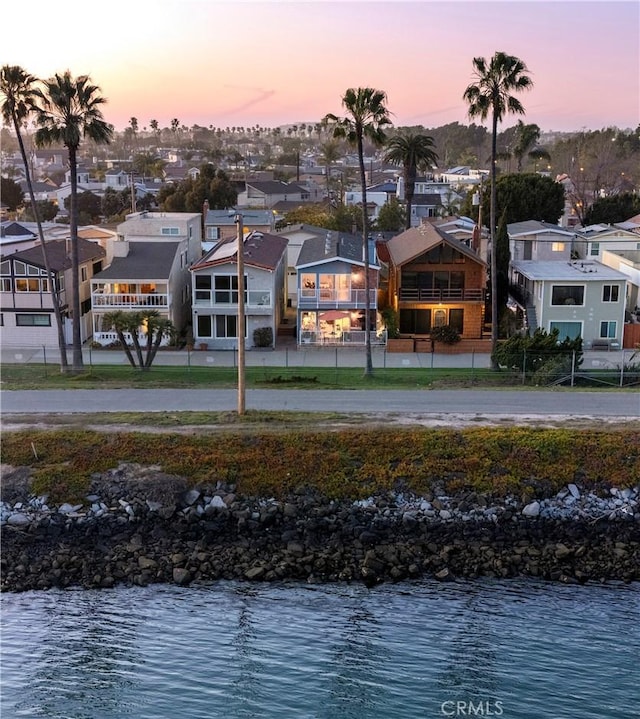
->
(1, 363, 504, 390)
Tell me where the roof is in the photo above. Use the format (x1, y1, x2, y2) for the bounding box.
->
(511, 260, 628, 281)
(296, 231, 376, 268)
(507, 220, 574, 237)
(5, 237, 105, 271)
(94, 242, 179, 280)
(246, 180, 305, 195)
(1, 221, 35, 238)
(205, 209, 274, 226)
(191, 231, 288, 272)
(412, 194, 443, 205)
(575, 224, 639, 239)
(384, 223, 485, 267)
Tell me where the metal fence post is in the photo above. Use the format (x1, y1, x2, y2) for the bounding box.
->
(522, 350, 527, 385)
(571, 350, 576, 387)
(620, 350, 625, 388)
(471, 348, 475, 383)
(42, 345, 47, 378)
(285, 347, 289, 369)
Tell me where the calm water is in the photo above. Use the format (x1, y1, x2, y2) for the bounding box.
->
(1, 579, 638, 719)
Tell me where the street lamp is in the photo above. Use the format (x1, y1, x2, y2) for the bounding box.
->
(235, 213, 245, 415)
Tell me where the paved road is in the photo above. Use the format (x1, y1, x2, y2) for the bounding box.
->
(1, 388, 638, 418)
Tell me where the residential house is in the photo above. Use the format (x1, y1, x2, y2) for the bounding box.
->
(575, 224, 640, 260)
(203, 208, 275, 251)
(190, 230, 288, 350)
(383, 223, 487, 340)
(295, 230, 382, 346)
(236, 180, 309, 209)
(510, 259, 628, 349)
(91, 240, 188, 345)
(1, 221, 37, 254)
(0, 237, 105, 347)
(507, 220, 576, 262)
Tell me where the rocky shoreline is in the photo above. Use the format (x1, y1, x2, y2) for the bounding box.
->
(1, 463, 639, 592)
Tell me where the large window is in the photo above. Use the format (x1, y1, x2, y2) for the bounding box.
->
(214, 275, 245, 303)
(195, 276, 212, 301)
(589, 242, 600, 256)
(549, 321, 581, 340)
(216, 315, 238, 337)
(399, 308, 431, 334)
(551, 242, 565, 252)
(161, 227, 180, 236)
(16, 313, 51, 327)
(600, 321, 616, 339)
(602, 285, 620, 302)
(15, 278, 49, 292)
(551, 285, 584, 306)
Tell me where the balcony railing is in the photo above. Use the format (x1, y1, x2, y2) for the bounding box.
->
(92, 292, 169, 309)
(299, 329, 386, 346)
(192, 290, 272, 308)
(297, 288, 377, 309)
(398, 288, 484, 302)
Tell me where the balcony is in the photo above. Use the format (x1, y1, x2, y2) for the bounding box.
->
(398, 288, 484, 302)
(192, 290, 272, 312)
(297, 288, 377, 309)
(92, 292, 169, 309)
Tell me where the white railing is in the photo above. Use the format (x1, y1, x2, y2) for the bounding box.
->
(299, 330, 386, 346)
(92, 330, 170, 347)
(192, 290, 271, 308)
(297, 288, 377, 309)
(92, 293, 169, 308)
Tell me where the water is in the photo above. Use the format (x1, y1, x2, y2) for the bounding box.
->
(1, 579, 638, 719)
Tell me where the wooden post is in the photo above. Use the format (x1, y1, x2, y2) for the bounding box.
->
(235, 214, 246, 415)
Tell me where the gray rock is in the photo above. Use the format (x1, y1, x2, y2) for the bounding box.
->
(183, 489, 200, 506)
(7, 513, 30, 526)
(568, 483, 581, 499)
(522, 501, 541, 517)
(172, 567, 191, 585)
(245, 566, 265, 580)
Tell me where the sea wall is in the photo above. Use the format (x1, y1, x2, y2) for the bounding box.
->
(1, 463, 638, 592)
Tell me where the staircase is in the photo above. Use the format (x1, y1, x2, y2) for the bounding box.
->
(525, 302, 538, 332)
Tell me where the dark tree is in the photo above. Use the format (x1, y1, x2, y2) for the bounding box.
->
(22, 199, 58, 221)
(494, 209, 510, 330)
(64, 190, 102, 223)
(0, 176, 24, 210)
(584, 192, 640, 225)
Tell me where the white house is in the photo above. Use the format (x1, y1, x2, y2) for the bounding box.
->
(507, 220, 577, 262)
(190, 230, 288, 350)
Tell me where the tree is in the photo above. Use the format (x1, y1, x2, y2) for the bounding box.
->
(494, 210, 510, 331)
(157, 164, 237, 213)
(374, 197, 405, 231)
(101, 186, 131, 220)
(22, 199, 58, 222)
(512, 120, 550, 172)
(463, 51, 533, 367)
(324, 87, 392, 376)
(100, 309, 175, 370)
(64, 190, 102, 224)
(318, 139, 343, 198)
(460, 173, 564, 225)
(33, 70, 113, 373)
(0, 65, 69, 371)
(384, 132, 438, 229)
(0, 176, 24, 210)
(584, 192, 640, 225)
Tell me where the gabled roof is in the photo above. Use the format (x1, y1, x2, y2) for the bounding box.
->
(94, 242, 179, 280)
(191, 231, 288, 272)
(246, 180, 305, 194)
(576, 224, 640, 239)
(1, 221, 35, 238)
(507, 220, 574, 237)
(384, 223, 485, 267)
(296, 231, 378, 269)
(412, 193, 443, 205)
(5, 237, 105, 271)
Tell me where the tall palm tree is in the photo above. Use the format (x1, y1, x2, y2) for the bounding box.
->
(463, 51, 533, 365)
(33, 71, 113, 372)
(384, 132, 438, 229)
(324, 88, 392, 376)
(512, 120, 550, 172)
(0, 65, 69, 371)
(318, 139, 343, 200)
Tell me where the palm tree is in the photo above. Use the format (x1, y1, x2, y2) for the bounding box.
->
(33, 71, 113, 372)
(463, 51, 533, 365)
(384, 132, 438, 229)
(0, 65, 69, 372)
(324, 88, 392, 376)
(318, 139, 343, 200)
(512, 120, 550, 172)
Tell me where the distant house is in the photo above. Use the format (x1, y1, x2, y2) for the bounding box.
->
(203, 208, 275, 251)
(575, 224, 640, 260)
(510, 259, 627, 348)
(295, 230, 382, 346)
(507, 220, 576, 262)
(0, 221, 37, 254)
(190, 230, 288, 350)
(383, 223, 487, 339)
(0, 237, 105, 347)
(236, 180, 309, 209)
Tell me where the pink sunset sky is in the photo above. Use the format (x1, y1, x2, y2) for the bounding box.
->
(4, 0, 639, 134)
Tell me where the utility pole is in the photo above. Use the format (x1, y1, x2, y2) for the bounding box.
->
(235, 213, 246, 415)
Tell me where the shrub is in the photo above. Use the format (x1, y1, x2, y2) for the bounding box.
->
(253, 326, 273, 347)
(381, 307, 400, 339)
(431, 325, 461, 344)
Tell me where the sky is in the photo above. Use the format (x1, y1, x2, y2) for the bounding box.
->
(3, 0, 639, 134)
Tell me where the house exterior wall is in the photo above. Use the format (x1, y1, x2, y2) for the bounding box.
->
(583, 230, 640, 260)
(117, 212, 202, 263)
(191, 258, 285, 350)
(601, 249, 640, 310)
(510, 232, 574, 262)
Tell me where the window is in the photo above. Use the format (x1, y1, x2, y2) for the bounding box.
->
(214, 314, 246, 338)
(551, 285, 584, 306)
(551, 242, 565, 252)
(1, 279, 11, 291)
(549, 321, 581, 340)
(449, 308, 464, 334)
(195, 275, 212, 301)
(161, 227, 180, 236)
(197, 315, 212, 337)
(600, 321, 616, 339)
(399, 308, 431, 334)
(16, 313, 51, 326)
(602, 285, 619, 302)
(214, 275, 245, 303)
(15, 278, 42, 292)
(590, 242, 600, 256)
(81, 267, 88, 282)
(206, 227, 220, 240)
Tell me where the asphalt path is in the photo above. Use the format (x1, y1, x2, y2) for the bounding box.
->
(1, 388, 638, 418)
